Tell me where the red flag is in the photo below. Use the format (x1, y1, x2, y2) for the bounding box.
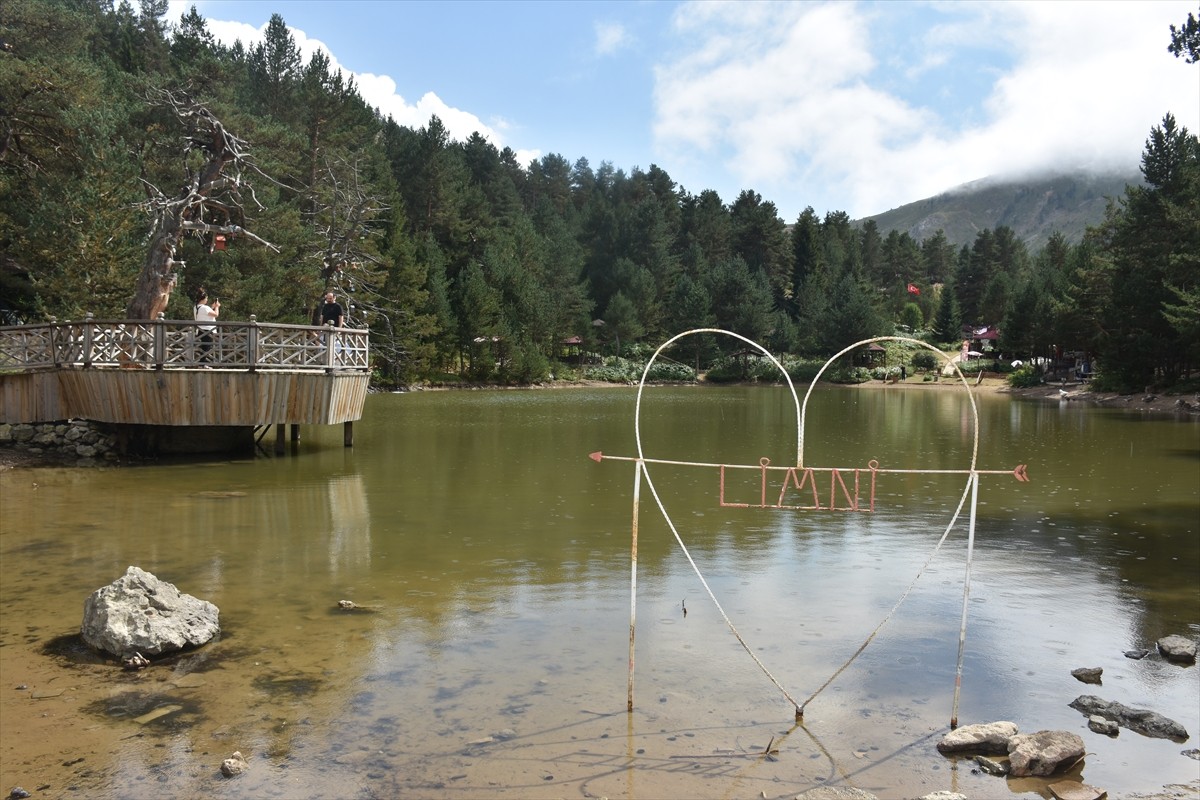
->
(907, 283, 920, 295)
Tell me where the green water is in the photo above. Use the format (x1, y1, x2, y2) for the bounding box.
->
(1, 385, 1197, 799)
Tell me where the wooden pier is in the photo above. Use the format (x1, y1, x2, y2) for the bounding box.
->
(0, 315, 370, 454)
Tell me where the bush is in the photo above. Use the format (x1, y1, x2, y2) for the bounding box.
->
(826, 366, 872, 384)
(499, 347, 550, 384)
(911, 351, 938, 371)
(644, 361, 696, 382)
(584, 362, 635, 383)
(1007, 365, 1042, 388)
(583, 357, 696, 384)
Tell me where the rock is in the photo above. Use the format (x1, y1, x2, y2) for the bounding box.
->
(1157, 634, 1197, 664)
(936, 720, 1018, 754)
(1087, 715, 1119, 736)
(1183, 748, 1200, 760)
(338, 600, 357, 609)
(9, 788, 31, 800)
(1124, 649, 1150, 659)
(794, 788, 878, 800)
(1048, 780, 1108, 800)
(918, 794, 967, 800)
(975, 754, 1010, 775)
(1069, 695, 1189, 740)
(121, 652, 150, 670)
(81, 566, 219, 658)
(1007, 730, 1085, 777)
(1071, 666, 1102, 684)
(220, 751, 248, 777)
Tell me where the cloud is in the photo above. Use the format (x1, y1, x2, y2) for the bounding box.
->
(651, 0, 1199, 218)
(594, 21, 630, 56)
(199, 13, 528, 160)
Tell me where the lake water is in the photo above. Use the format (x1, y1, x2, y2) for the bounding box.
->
(1, 384, 1197, 799)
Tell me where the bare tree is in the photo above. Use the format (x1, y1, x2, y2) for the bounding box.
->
(126, 89, 278, 319)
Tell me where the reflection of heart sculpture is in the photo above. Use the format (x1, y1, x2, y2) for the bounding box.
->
(590, 329, 1030, 728)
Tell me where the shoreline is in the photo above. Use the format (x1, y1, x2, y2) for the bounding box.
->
(4, 377, 1195, 472)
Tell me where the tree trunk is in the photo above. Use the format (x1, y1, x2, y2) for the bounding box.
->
(126, 219, 182, 319)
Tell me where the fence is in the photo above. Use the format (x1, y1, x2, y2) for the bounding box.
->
(0, 315, 369, 373)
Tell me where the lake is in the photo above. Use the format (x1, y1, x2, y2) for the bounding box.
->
(1, 384, 1197, 799)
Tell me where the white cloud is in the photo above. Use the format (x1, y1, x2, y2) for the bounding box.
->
(594, 21, 630, 56)
(196, 12, 525, 160)
(652, 0, 1200, 218)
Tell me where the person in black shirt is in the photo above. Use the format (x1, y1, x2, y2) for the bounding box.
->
(320, 291, 344, 328)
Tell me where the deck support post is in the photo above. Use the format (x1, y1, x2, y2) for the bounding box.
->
(343, 420, 353, 447)
(274, 424, 286, 455)
(290, 424, 300, 442)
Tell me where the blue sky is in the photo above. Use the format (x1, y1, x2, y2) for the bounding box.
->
(179, 1, 1199, 221)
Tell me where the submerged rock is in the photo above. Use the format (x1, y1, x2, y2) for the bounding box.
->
(1069, 695, 1189, 740)
(794, 788, 878, 800)
(81, 566, 219, 658)
(936, 721, 1018, 754)
(1071, 666, 1103, 684)
(1123, 649, 1150, 660)
(220, 751, 248, 777)
(975, 754, 1009, 775)
(1007, 730, 1085, 777)
(1157, 634, 1197, 664)
(1048, 780, 1107, 800)
(1087, 715, 1119, 736)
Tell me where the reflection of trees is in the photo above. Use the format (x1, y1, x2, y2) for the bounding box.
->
(969, 503, 1200, 647)
(327, 474, 370, 575)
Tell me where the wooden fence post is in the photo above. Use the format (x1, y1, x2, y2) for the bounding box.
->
(154, 312, 166, 369)
(248, 314, 259, 373)
(82, 313, 94, 368)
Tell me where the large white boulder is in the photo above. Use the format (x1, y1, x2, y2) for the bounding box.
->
(81, 566, 219, 657)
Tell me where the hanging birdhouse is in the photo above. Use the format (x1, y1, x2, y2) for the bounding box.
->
(213, 234, 227, 251)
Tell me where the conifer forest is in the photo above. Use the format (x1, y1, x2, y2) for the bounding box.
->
(2, 1, 1197, 391)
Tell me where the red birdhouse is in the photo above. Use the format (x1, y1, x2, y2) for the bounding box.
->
(213, 234, 227, 251)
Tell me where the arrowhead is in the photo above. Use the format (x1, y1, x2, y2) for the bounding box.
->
(1013, 464, 1029, 482)
(589, 451, 603, 462)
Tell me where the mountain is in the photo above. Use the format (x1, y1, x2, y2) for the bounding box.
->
(859, 171, 1142, 251)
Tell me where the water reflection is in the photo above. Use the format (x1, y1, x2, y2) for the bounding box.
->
(0, 386, 1196, 799)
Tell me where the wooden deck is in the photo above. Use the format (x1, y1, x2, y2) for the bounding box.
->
(0, 317, 370, 431)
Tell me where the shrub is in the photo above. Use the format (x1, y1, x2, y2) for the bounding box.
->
(911, 351, 938, 371)
(644, 361, 696, 382)
(1007, 365, 1042, 388)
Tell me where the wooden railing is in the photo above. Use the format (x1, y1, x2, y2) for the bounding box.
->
(0, 315, 369, 373)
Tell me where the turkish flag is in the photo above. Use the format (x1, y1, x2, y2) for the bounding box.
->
(907, 283, 920, 295)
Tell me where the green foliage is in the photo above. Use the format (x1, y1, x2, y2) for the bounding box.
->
(1169, 10, 1200, 63)
(899, 302, 924, 332)
(3, 0, 1195, 393)
(932, 283, 962, 344)
(581, 357, 694, 384)
(911, 351, 938, 371)
(702, 354, 823, 385)
(1007, 365, 1042, 388)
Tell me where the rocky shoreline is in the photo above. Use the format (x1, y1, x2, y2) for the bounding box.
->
(0, 420, 122, 470)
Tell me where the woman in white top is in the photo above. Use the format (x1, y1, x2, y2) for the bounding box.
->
(194, 287, 220, 363)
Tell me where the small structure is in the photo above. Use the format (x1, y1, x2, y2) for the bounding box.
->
(0, 315, 369, 454)
(855, 342, 887, 367)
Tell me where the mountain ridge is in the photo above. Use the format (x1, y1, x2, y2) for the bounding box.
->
(857, 170, 1142, 251)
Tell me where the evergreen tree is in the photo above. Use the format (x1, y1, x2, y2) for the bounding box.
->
(933, 281, 963, 344)
(1098, 113, 1200, 388)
